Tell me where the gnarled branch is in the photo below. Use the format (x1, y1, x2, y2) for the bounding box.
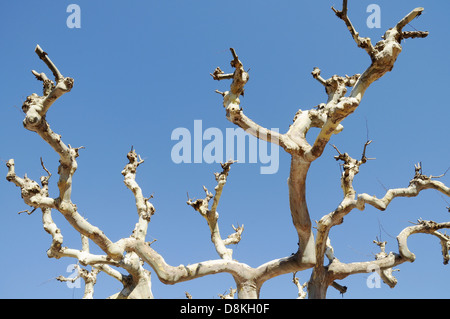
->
(122, 148, 155, 241)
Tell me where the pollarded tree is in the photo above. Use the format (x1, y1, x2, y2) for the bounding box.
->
(6, 1, 450, 299)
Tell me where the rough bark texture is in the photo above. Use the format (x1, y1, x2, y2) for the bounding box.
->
(6, 2, 449, 299)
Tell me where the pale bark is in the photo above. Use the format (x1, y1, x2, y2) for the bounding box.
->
(325, 218, 450, 288)
(6, 2, 448, 300)
(187, 160, 242, 260)
(121, 148, 155, 241)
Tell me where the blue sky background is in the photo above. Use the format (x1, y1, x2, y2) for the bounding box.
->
(0, 0, 449, 299)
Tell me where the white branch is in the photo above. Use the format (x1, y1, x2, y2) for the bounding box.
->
(356, 168, 450, 211)
(397, 219, 450, 263)
(187, 161, 242, 260)
(9, 45, 125, 261)
(121, 148, 155, 241)
(292, 273, 308, 299)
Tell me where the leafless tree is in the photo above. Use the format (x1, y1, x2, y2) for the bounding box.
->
(6, 1, 449, 299)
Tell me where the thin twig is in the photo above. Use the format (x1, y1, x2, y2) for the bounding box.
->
(18, 207, 37, 215)
(40, 157, 52, 178)
(430, 167, 450, 179)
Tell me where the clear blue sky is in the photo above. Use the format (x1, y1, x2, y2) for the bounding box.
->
(0, 0, 449, 299)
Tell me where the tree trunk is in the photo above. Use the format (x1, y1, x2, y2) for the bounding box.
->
(288, 156, 316, 266)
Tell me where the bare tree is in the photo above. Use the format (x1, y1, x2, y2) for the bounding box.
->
(6, 1, 449, 299)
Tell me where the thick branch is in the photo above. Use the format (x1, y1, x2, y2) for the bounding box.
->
(327, 254, 402, 282)
(287, 157, 315, 266)
(128, 235, 314, 298)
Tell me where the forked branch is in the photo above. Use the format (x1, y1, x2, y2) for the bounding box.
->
(332, 0, 375, 59)
(212, 48, 292, 151)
